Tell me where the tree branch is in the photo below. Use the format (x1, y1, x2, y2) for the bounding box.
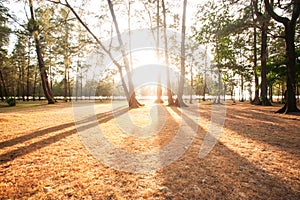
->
(264, 0, 289, 25)
(47, 0, 124, 71)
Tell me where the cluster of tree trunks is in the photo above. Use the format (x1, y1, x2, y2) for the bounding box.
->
(252, 0, 299, 113)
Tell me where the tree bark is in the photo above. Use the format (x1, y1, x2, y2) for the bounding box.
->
(29, 0, 54, 104)
(252, 22, 260, 104)
(240, 74, 244, 102)
(175, 0, 188, 107)
(260, 19, 272, 106)
(26, 38, 31, 101)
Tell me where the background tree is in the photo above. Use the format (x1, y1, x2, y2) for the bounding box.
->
(0, 2, 10, 101)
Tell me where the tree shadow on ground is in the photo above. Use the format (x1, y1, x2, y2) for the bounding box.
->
(158, 106, 299, 199)
(0, 106, 128, 165)
(189, 104, 300, 157)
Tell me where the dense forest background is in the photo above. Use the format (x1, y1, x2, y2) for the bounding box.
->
(0, 0, 299, 112)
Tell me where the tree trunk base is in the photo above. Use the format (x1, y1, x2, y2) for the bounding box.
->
(275, 103, 300, 114)
(48, 99, 55, 104)
(154, 98, 164, 104)
(129, 97, 144, 109)
(167, 95, 175, 106)
(261, 99, 272, 106)
(167, 102, 176, 107)
(175, 98, 188, 107)
(251, 96, 261, 105)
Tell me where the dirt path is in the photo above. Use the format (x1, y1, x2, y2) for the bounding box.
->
(0, 102, 299, 199)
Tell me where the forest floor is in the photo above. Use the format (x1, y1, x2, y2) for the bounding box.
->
(0, 100, 299, 199)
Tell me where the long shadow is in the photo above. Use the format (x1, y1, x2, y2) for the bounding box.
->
(160, 107, 299, 199)
(0, 122, 75, 150)
(0, 106, 128, 150)
(189, 104, 300, 157)
(0, 128, 77, 164)
(0, 106, 128, 164)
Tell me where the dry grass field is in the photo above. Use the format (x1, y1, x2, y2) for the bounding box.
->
(0, 101, 299, 199)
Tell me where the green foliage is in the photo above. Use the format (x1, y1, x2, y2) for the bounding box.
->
(95, 79, 113, 97)
(5, 97, 16, 107)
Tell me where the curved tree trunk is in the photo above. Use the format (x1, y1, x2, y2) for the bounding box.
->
(107, 0, 142, 109)
(29, 0, 54, 104)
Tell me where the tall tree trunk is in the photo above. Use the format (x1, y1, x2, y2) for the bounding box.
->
(107, 0, 142, 108)
(29, 0, 54, 104)
(76, 64, 79, 101)
(68, 68, 71, 101)
(216, 68, 221, 104)
(17, 65, 21, 99)
(64, 62, 68, 102)
(202, 46, 207, 101)
(21, 62, 25, 101)
(33, 68, 37, 101)
(252, 23, 260, 104)
(297, 81, 299, 103)
(189, 63, 193, 104)
(162, 0, 174, 106)
(276, 25, 299, 113)
(155, 0, 164, 104)
(269, 84, 273, 102)
(26, 39, 31, 101)
(0, 69, 7, 98)
(240, 74, 244, 102)
(128, 0, 133, 70)
(0, 81, 3, 101)
(260, 20, 272, 106)
(175, 0, 188, 107)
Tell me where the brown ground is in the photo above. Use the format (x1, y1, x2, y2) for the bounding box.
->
(0, 101, 299, 199)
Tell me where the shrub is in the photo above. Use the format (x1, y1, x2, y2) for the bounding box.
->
(6, 97, 16, 107)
